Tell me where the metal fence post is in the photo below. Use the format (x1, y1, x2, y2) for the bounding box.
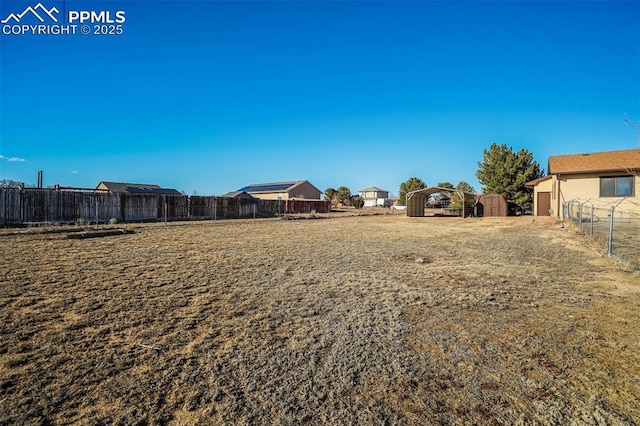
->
(607, 206, 615, 256)
(590, 204, 594, 236)
(578, 202, 583, 229)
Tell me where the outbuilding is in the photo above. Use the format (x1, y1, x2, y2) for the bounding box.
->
(406, 186, 475, 217)
(475, 194, 508, 217)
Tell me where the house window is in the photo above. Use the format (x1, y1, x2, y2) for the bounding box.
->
(600, 176, 634, 197)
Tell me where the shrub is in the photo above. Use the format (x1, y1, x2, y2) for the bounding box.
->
(353, 197, 365, 209)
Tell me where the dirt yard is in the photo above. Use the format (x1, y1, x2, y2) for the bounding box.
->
(1, 215, 639, 424)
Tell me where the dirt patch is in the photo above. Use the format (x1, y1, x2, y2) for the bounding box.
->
(1, 216, 638, 424)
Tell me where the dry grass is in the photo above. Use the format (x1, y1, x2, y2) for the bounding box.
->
(1, 215, 639, 424)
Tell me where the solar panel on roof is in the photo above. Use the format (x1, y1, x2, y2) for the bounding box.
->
(125, 187, 147, 193)
(239, 183, 294, 192)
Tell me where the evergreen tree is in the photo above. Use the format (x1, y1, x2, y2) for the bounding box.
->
(336, 186, 352, 204)
(476, 143, 543, 209)
(398, 177, 426, 205)
(324, 187, 337, 203)
(449, 181, 476, 211)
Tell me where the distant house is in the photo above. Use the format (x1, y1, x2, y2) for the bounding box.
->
(95, 181, 182, 195)
(358, 187, 391, 207)
(526, 148, 640, 217)
(237, 180, 322, 200)
(220, 191, 254, 199)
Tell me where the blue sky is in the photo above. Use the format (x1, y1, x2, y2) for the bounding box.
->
(1, 1, 638, 196)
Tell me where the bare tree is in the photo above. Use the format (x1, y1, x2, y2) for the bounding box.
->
(623, 114, 640, 149)
(622, 114, 640, 177)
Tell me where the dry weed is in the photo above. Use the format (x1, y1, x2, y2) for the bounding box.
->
(0, 216, 638, 424)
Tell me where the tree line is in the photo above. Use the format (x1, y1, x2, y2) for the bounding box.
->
(397, 142, 543, 211)
(323, 142, 543, 212)
(323, 186, 365, 209)
(5, 143, 543, 211)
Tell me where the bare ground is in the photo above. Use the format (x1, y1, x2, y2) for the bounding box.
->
(1, 215, 639, 425)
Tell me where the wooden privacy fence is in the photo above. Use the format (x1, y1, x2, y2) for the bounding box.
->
(188, 196, 284, 219)
(283, 199, 331, 214)
(0, 189, 331, 225)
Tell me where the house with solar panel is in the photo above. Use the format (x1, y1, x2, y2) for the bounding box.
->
(237, 180, 322, 200)
(95, 181, 182, 195)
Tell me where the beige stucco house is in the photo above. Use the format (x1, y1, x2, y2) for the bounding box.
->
(237, 180, 322, 200)
(527, 148, 640, 218)
(358, 187, 391, 207)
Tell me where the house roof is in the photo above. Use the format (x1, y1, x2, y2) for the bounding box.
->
(221, 191, 254, 199)
(548, 149, 640, 175)
(96, 181, 182, 195)
(524, 175, 552, 189)
(359, 186, 389, 192)
(238, 180, 320, 194)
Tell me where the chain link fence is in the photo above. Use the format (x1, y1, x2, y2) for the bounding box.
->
(564, 199, 640, 272)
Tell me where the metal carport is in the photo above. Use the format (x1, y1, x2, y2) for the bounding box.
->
(406, 186, 475, 217)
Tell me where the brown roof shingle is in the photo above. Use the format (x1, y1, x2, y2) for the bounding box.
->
(548, 149, 640, 175)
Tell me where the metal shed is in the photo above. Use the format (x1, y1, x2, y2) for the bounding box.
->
(406, 187, 475, 217)
(476, 193, 508, 217)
